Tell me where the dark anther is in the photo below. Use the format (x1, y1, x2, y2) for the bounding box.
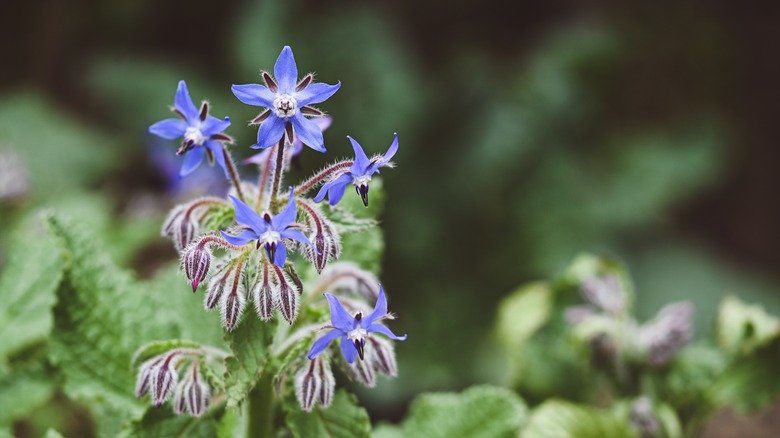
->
(263, 213, 272, 223)
(357, 185, 369, 207)
(264, 242, 277, 263)
(354, 338, 366, 361)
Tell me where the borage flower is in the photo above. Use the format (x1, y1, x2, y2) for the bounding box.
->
(149, 80, 233, 178)
(314, 134, 398, 207)
(221, 187, 314, 267)
(244, 116, 333, 169)
(232, 46, 340, 152)
(308, 286, 407, 363)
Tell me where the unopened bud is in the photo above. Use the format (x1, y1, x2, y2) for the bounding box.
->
(295, 360, 321, 412)
(151, 353, 180, 407)
(135, 356, 163, 398)
(183, 243, 212, 292)
(368, 336, 397, 377)
(639, 302, 694, 366)
(316, 357, 335, 407)
(581, 275, 625, 315)
(252, 261, 275, 320)
(629, 397, 661, 438)
(273, 265, 301, 324)
(218, 261, 246, 331)
(348, 352, 376, 388)
(204, 260, 241, 311)
(178, 364, 211, 417)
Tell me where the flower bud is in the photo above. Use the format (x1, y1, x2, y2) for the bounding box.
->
(348, 353, 376, 388)
(252, 261, 275, 320)
(183, 242, 212, 292)
(151, 353, 181, 407)
(218, 261, 246, 331)
(316, 356, 335, 408)
(273, 265, 301, 324)
(183, 364, 211, 417)
(580, 275, 625, 315)
(367, 336, 397, 378)
(639, 301, 694, 366)
(295, 360, 321, 412)
(629, 397, 661, 438)
(135, 356, 163, 398)
(313, 262, 380, 302)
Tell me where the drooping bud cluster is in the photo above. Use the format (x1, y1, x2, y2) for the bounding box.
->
(638, 302, 694, 366)
(135, 347, 221, 417)
(294, 356, 335, 412)
(348, 335, 398, 388)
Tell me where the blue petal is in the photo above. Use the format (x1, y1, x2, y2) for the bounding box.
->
(243, 149, 272, 165)
(363, 285, 387, 326)
(291, 113, 326, 152)
(327, 174, 352, 206)
(231, 84, 275, 107)
(370, 133, 399, 174)
(175, 80, 199, 121)
(367, 323, 407, 341)
(274, 46, 298, 94)
(313, 116, 333, 131)
(314, 173, 351, 203)
(324, 293, 355, 331)
(205, 140, 230, 179)
(271, 187, 297, 230)
(273, 241, 287, 267)
(296, 82, 341, 106)
(281, 229, 315, 250)
(256, 116, 286, 149)
(149, 118, 187, 140)
(201, 116, 231, 136)
(347, 136, 370, 174)
(179, 147, 205, 177)
(340, 336, 358, 364)
(307, 329, 344, 360)
(228, 195, 267, 234)
(220, 229, 257, 246)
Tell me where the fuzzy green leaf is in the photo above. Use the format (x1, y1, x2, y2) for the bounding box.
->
(0, 215, 64, 362)
(713, 335, 780, 412)
(495, 282, 552, 351)
(223, 314, 276, 408)
(522, 400, 637, 438)
(120, 404, 224, 438)
(0, 362, 56, 428)
(286, 390, 371, 438)
(374, 385, 526, 438)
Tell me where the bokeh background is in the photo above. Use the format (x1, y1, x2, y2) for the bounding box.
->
(2, 0, 779, 435)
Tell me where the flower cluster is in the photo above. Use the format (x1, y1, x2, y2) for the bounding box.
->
(143, 46, 406, 416)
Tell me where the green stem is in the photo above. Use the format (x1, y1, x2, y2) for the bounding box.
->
(247, 370, 275, 438)
(270, 138, 286, 203)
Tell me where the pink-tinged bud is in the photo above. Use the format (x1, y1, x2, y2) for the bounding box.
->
(272, 265, 300, 324)
(639, 302, 694, 366)
(368, 336, 397, 378)
(162, 205, 199, 251)
(315, 357, 335, 408)
(204, 260, 241, 311)
(295, 360, 321, 412)
(172, 382, 188, 415)
(151, 353, 180, 407)
(252, 261, 275, 320)
(161, 205, 185, 239)
(135, 356, 164, 398)
(183, 243, 212, 292)
(186, 372, 211, 417)
(298, 200, 340, 273)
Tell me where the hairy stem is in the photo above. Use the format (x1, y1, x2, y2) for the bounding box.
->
(247, 370, 275, 438)
(222, 145, 246, 203)
(255, 144, 276, 210)
(295, 161, 353, 196)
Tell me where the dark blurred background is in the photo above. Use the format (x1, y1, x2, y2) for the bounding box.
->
(2, 0, 779, 428)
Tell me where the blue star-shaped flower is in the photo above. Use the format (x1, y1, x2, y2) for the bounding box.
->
(231, 46, 340, 152)
(221, 188, 314, 267)
(314, 133, 398, 207)
(243, 116, 333, 167)
(307, 287, 407, 364)
(149, 80, 233, 178)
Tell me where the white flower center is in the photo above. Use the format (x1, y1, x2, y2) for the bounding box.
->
(352, 174, 371, 186)
(273, 94, 298, 118)
(347, 327, 368, 342)
(184, 126, 206, 146)
(259, 230, 281, 245)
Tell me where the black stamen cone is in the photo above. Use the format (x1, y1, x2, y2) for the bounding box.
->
(354, 339, 365, 361)
(358, 185, 369, 207)
(264, 242, 276, 263)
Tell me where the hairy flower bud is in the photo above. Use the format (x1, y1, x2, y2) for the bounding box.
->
(348, 353, 376, 388)
(204, 259, 241, 312)
(367, 336, 397, 378)
(295, 359, 321, 412)
(316, 356, 335, 407)
(273, 265, 301, 324)
(313, 262, 380, 302)
(135, 356, 164, 398)
(298, 199, 339, 273)
(216, 259, 246, 331)
(639, 302, 694, 366)
(151, 353, 181, 407)
(183, 242, 212, 292)
(629, 397, 661, 438)
(581, 274, 625, 315)
(173, 363, 211, 417)
(252, 261, 275, 320)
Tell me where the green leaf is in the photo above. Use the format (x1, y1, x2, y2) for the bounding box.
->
(44, 213, 226, 434)
(495, 282, 552, 351)
(713, 335, 780, 412)
(131, 339, 203, 369)
(374, 385, 526, 438)
(285, 390, 371, 438)
(0, 362, 56, 428)
(717, 295, 780, 355)
(0, 214, 64, 362)
(43, 429, 65, 438)
(522, 400, 637, 438)
(223, 314, 276, 408)
(120, 404, 224, 438)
